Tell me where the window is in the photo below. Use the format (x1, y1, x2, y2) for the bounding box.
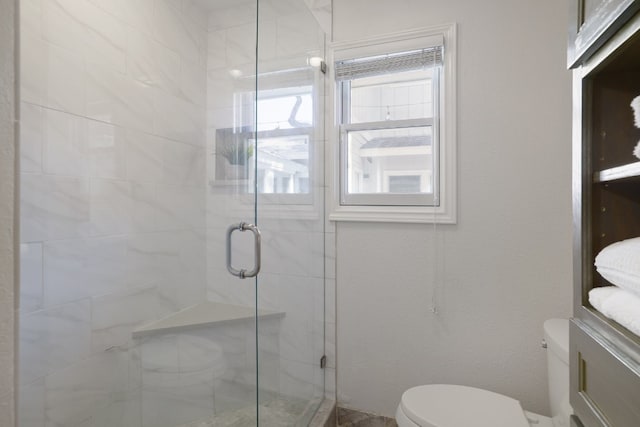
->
(330, 26, 457, 223)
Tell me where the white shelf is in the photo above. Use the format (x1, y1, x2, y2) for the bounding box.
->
(594, 161, 640, 183)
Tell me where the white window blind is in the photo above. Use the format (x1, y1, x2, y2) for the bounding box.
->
(334, 46, 443, 82)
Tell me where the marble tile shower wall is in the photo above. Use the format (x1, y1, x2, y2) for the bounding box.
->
(19, 1, 208, 426)
(203, 0, 329, 407)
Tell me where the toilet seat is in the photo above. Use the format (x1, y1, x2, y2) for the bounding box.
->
(399, 384, 530, 427)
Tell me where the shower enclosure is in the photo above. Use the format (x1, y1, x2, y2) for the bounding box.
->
(17, 0, 327, 425)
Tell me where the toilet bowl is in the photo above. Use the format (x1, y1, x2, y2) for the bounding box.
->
(396, 319, 570, 427)
(395, 384, 552, 427)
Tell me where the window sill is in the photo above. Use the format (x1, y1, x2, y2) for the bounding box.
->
(329, 204, 456, 224)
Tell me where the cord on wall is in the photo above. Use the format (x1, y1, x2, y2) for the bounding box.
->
(430, 165, 439, 315)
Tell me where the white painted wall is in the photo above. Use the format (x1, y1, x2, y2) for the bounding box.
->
(0, 0, 16, 425)
(333, 0, 573, 417)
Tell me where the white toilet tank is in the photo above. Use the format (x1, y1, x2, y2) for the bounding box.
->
(543, 319, 571, 427)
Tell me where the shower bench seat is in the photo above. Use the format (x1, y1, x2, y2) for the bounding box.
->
(129, 301, 287, 427)
(132, 301, 285, 338)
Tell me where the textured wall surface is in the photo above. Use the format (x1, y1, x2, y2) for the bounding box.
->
(333, 0, 573, 417)
(18, 1, 208, 425)
(0, 0, 16, 425)
(18, 1, 330, 426)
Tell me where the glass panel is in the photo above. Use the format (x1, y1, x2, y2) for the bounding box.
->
(213, 87, 313, 197)
(253, 133, 311, 195)
(256, 0, 326, 425)
(347, 126, 434, 195)
(257, 88, 314, 131)
(18, 1, 261, 427)
(204, 0, 260, 425)
(253, 87, 313, 196)
(350, 69, 434, 123)
(17, 0, 326, 425)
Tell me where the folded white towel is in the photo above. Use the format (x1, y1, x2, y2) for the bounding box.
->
(588, 286, 618, 308)
(595, 237, 640, 298)
(632, 95, 640, 128)
(589, 286, 640, 337)
(632, 96, 640, 159)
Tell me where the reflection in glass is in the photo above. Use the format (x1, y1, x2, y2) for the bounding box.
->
(257, 87, 313, 131)
(253, 133, 310, 194)
(216, 86, 313, 195)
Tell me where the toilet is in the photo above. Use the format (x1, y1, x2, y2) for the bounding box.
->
(396, 319, 571, 427)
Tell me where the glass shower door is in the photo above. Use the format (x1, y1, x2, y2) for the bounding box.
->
(207, 0, 328, 424)
(17, 0, 265, 426)
(17, 0, 325, 425)
(254, 1, 327, 425)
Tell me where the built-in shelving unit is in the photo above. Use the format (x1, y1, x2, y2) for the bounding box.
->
(569, 2, 640, 427)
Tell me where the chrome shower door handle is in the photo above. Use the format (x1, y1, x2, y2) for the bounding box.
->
(242, 223, 261, 278)
(226, 222, 262, 279)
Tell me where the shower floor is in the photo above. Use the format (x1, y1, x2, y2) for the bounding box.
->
(178, 397, 322, 427)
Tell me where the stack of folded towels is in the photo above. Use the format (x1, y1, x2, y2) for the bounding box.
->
(591, 237, 640, 337)
(633, 95, 640, 159)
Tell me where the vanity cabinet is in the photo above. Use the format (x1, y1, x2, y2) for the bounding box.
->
(570, 2, 640, 427)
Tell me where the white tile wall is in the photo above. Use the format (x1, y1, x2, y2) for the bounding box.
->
(207, 3, 257, 31)
(19, 103, 44, 174)
(87, 120, 128, 180)
(225, 23, 261, 66)
(41, 46, 87, 115)
(21, 173, 91, 242)
(44, 349, 130, 426)
(127, 29, 181, 93)
(43, 236, 128, 306)
(276, 12, 323, 58)
(303, 0, 332, 37)
(86, 65, 155, 134)
(19, 300, 92, 384)
(19, 243, 43, 313)
(17, 378, 45, 427)
(19, 1, 209, 426)
(91, 286, 171, 353)
(19, 0, 333, 425)
(125, 130, 164, 184)
(43, 109, 88, 177)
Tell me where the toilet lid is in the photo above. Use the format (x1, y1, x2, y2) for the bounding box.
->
(400, 384, 530, 427)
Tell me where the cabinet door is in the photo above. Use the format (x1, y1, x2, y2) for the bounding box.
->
(568, 0, 640, 67)
(570, 321, 640, 427)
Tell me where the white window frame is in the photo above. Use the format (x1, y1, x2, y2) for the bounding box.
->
(328, 25, 457, 223)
